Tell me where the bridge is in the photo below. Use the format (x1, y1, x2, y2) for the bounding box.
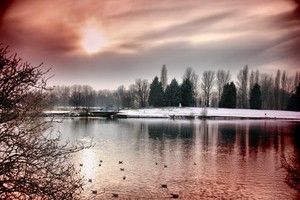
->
(43, 107, 120, 118)
(89, 109, 119, 118)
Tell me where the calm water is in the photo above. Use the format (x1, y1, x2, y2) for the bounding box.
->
(54, 118, 300, 199)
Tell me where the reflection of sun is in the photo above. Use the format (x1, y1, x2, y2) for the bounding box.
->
(80, 26, 106, 54)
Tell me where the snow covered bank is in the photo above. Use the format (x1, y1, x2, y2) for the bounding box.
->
(117, 107, 300, 120)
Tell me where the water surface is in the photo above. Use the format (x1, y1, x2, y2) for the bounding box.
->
(54, 118, 300, 199)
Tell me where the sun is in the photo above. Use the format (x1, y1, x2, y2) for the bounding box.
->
(80, 26, 106, 54)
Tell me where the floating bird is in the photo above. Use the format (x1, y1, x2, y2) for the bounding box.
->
(88, 179, 92, 183)
(170, 193, 179, 198)
(100, 160, 103, 163)
(119, 161, 123, 164)
(79, 164, 83, 167)
(164, 165, 167, 168)
(120, 168, 124, 171)
(99, 164, 102, 167)
(161, 184, 168, 188)
(92, 190, 97, 194)
(112, 193, 119, 197)
(123, 176, 126, 180)
(194, 162, 197, 165)
(155, 162, 158, 165)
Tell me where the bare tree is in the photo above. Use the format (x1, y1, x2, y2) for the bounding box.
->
(236, 65, 249, 108)
(216, 70, 231, 105)
(249, 70, 255, 94)
(281, 153, 300, 190)
(201, 70, 215, 107)
(0, 47, 86, 199)
(255, 70, 260, 84)
(134, 79, 149, 108)
(274, 70, 281, 110)
(160, 64, 168, 91)
(294, 71, 300, 92)
(281, 71, 287, 109)
(260, 73, 274, 109)
(69, 85, 84, 108)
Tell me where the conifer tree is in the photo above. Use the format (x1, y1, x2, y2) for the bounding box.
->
(164, 78, 181, 106)
(287, 84, 300, 111)
(148, 76, 164, 107)
(220, 82, 236, 108)
(181, 78, 195, 107)
(249, 83, 262, 109)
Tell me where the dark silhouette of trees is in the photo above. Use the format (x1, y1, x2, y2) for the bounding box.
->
(181, 78, 195, 107)
(219, 82, 236, 108)
(0, 46, 86, 199)
(183, 67, 199, 104)
(249, 83, 262, 109)
(287, 84, 300, 111)
(148, 76, 164, 107)
(164, 78, 181, 107)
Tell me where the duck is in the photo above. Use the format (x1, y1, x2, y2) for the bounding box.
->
(170, 193, 179, 198)
(123, 176, 126, 180)
(161, 184, 168, 188)
(164, 165, 167, 168)
(112, 193, 119, 197)
(120, 168, 125, 171)
(88, 179, 92, 183)
(119, 161, 123, 164)
(79, 163, 83, 167)
(91, 190, 97, 194)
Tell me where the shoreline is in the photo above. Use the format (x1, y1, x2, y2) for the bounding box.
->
(43, 107, 300, 120)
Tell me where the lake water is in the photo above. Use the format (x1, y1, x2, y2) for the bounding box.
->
(54, 118, 300, 199)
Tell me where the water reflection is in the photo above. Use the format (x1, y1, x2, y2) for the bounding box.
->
(54, 118, 300, 199)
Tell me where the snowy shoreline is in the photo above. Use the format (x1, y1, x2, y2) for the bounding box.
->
(117, 107, 300, 120)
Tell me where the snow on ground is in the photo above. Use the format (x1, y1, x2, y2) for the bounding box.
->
(118, 107, 300, 120)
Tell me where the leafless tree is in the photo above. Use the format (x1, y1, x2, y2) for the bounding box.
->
(260, 73, 274, 109)
(160, 64, 168, 91)
(281, 71, 287, 109)
(134, 79, 149, 108)
(216, 70, 231, 105)
(274, 70, 281, 110)
(0, 46, 87, 199)
(201, 70, 215, 107)
(281, 153, 300, 191)
(294, 71, 300, 92)
(236, 65, 249, 108)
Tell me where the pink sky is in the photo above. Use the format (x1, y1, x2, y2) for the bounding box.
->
(0, 0, 300, 90)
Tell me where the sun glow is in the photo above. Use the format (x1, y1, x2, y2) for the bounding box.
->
(80, 26, 106, 54)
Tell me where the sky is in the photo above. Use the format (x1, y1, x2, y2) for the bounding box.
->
(0, 0, 300, 90)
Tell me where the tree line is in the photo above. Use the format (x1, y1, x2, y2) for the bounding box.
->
(47, 64, 300, 111)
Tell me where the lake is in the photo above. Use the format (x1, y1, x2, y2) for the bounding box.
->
(54, 118, 300, 199)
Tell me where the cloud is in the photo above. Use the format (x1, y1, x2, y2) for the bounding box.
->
(0, 0, 300, 90)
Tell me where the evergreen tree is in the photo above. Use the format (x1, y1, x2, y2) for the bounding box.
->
(287, 84, 300, 111)
(164, 78, 181, 106)
(181, 78, 195, 107)
(220, 82, 236, 108)
(249, 83, 262, 109)
(148, 76, 164, 107)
